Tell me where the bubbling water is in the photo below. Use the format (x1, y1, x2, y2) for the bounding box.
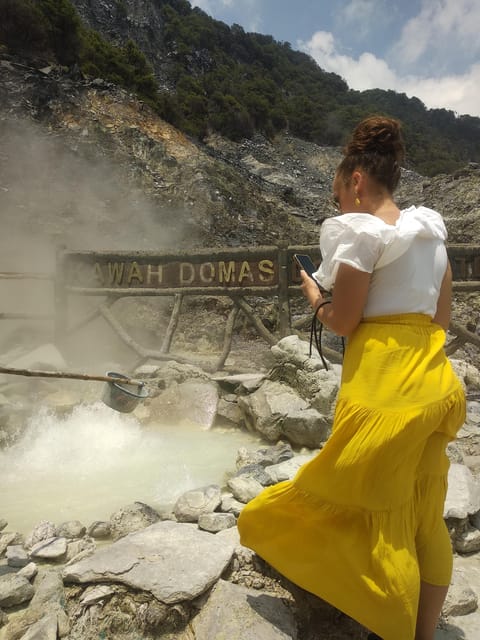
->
(0, 402, 261, 536)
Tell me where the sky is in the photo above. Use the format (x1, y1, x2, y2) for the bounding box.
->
(190, 0, 480, 118)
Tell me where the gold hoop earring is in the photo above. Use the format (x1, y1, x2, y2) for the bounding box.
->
(355, 197, 361, 206)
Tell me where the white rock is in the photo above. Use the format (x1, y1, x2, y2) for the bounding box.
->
(444, 464, 480, 519)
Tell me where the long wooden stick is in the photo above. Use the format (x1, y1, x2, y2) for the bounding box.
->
(0, 366, 143, 386)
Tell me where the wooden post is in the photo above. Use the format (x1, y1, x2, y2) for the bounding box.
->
(54, 246, 68, 348)
(161, 293, 183, 353)
(277, 241, 291, 337)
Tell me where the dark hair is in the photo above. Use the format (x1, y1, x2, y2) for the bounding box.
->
(337, 116, 405, 192)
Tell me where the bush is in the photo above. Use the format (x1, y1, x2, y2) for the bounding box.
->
(0, 0, 49, 57)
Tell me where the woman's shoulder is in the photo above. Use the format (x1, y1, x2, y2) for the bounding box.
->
(399, 205, 447, 240)
(321, 213, 395, 240)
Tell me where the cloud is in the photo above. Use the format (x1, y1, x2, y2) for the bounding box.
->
(390, 0, 480, 73)
(299, 30, 480, 117)
(339, 0, 394, 40)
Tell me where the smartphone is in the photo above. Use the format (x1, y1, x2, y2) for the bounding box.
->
(293, 254, 327, 292)
(294, 253, 318, 277)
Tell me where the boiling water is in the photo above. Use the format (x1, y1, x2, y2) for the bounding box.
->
(0, 403, 261, 536)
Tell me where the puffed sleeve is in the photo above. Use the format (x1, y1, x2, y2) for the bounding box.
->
(313, 214, 393, 291)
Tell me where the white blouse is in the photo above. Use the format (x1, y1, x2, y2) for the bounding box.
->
(313, 206, 448, 318)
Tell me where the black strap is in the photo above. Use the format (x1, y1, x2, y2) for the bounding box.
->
(309, 300, 332, 369)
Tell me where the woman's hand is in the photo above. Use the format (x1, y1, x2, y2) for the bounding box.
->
(300, 265, 371, 336)
(300, 270, 324, 308)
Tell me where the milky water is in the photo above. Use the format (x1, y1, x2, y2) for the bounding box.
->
(0, 403, 261, 536)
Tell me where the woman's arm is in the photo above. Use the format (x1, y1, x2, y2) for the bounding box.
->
(301, 263, 371, 337)
(432, 261, 452, 331)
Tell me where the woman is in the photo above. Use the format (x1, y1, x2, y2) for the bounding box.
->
(237, 116, 466, 640)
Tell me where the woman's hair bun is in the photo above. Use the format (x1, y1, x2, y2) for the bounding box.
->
(345, 115, 405, 162)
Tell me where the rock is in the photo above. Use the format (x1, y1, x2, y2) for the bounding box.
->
(18, 563, 38, 581)
(2, 569, 69, 640)
(444, 464, 480, 519)
(270, 334, 332, 371)
(265, 454, 316, 483)
(464, 455, 480, 477)
(182, 579, 298, 640)
(0, 520, 7, 532)
(216, 397, 245, 427)
(233, 464, 275, 486)
(66, 537, 96, 563)
(447, 441, 465, 464)
(79, 584, 115, 606)
(471, 510, 480, 529)
(236, 441, 294, 469)
(62, 521, 236, 604)
(147, 380, 219, 429)
(454, 522, 480, 554)
(220, 493, 245, 517)
(110, 501, 160, 540)
(238, 379, 330, 447)
(16, 613, 58, 640)
(174, 485, 222, 523)
(0, 532, 18, 557)
(227, 476, 264, 503)
(30, 537, 67, 560)
(443, 569, 478, 616)
(0, 574, 34, 608)
(56, 520, 86, 539)
(25, 521, 57, 549)
(30, 569, 65, 609)
(450, 359, 480, 391)
(87, 521, 111, 539)
(198, 513, 236, 533)
(210, 373, 266, 392)
(151, 361, 211, 390)
(6, 545, 29, 568)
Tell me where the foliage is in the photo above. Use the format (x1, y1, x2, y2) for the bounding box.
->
(1, 0, 480, 175)
(153, 0, 480, 176)
(0, 0, 158, 103)
(0, 0, 49, 57)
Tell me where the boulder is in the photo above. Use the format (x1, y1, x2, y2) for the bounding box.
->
(110, 501, 160, 540)
(444, 464, 480, 519)
(236, 441, 294, 470)
(443, 569, 478, 616)
(62, 521, 236, 604)
(220, 493, 245, 517)
(87, 521, 111, 539)
(182, 579, 298, 640)
(0, 574, 34, 608)
(6, 545, 29, 568)
(56, 520, 86, 539)
(198, 513, 236, 533)
(265, 453, 316, 483)
(30, 537, 67, 560)
(174, 485, 222, 523)
(238, 379, 330, 447)
(146, 380, 219, 429)
(25, 521, 57, 550)
(227, 476, 264, 504)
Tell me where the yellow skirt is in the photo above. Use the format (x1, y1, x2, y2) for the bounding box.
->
(237, 314, 466, 640)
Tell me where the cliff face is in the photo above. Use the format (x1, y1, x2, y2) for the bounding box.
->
(70, 0, 171, 82)
(2, 48, 480, 263)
